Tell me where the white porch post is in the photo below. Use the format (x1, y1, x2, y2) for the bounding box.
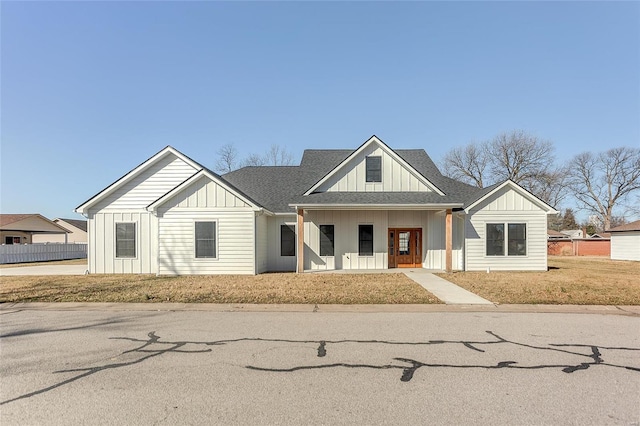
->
(297, 208, 304, 273)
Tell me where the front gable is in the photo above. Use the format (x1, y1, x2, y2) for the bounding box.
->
(305, 136, 444, 195)
(76, 147, 201, 214)
(464, 180, 557, 214)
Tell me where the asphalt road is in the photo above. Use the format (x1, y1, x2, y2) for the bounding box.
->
(1, 307, 639, 425)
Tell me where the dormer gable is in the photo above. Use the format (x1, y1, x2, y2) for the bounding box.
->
(304, 136, 444, 195)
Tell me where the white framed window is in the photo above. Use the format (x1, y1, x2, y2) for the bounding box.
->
(486, 223, 526, 256)
(115, 223, 136, 258)
(195, 221, 217, 259)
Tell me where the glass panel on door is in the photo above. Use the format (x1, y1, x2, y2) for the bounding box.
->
(399, 231, 410, 255)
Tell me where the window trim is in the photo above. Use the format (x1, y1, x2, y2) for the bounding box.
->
(365, 156, 382, 183)
(358, 224, 374, 257)
(194, 220, 218, 260)
(115, 222, 137, 259)
(485, 222, 527, 257)
(319, 224, 335, 257)
(280, 223, 296, 257)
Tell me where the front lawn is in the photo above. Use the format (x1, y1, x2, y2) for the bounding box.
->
(439, 256, 640, 305)
(0, 272, 440, 304)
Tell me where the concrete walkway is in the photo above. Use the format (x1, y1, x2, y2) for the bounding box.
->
(402, 269, 494, 305)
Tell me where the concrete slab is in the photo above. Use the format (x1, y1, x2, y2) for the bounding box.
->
(0, 264, 88, 276)
(402, 269, 495, 305)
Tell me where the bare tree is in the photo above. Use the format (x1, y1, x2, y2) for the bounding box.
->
(489, 130, 555, 187)
(263, 144, 294, 166)
(440, 130, 563, 204)
(215, 144, 239, 173)
(567, 147, 640, 231)
(525, 165, 569, 209)
(241, 153, 266, 167)
(441, 143, 488, 188)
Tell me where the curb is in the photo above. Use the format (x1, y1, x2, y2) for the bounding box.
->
(1, 302, 639, 316)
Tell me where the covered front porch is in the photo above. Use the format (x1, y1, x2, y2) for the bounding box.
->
(294, 207, 464, 273)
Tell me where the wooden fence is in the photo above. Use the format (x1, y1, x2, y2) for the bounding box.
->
(0, 243, 87, 264)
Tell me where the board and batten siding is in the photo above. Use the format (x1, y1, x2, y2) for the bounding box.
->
(266, 215, 297, 272)
(255, 214, 269, 273)
(317, 146, 433, 193)
(465, 186, 548, 271)
(611, 232, 640, 261)
(156, 176, 256, 275)
(88, 211, 157, 274)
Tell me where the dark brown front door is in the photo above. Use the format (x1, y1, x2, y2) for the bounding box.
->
(388, 228, 422, 268)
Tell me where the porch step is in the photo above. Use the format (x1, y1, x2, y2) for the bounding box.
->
(402, 270, 494, 305)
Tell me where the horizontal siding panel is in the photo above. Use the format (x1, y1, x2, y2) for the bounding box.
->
(158, 209, 255, 275)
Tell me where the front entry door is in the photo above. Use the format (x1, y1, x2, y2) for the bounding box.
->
(388, 228, 422, 268)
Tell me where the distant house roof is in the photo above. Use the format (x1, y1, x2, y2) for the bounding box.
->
(547, 229, 570, 238)
(609, 220, 640, 232)
(561, 229, 584, 239)
(55, 218, 88, 233)
(590, 232, 611, 239)
(0, 214, 70, 233)
(0, 214, 35, 227)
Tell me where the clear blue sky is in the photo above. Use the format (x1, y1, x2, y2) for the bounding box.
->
(2, 1, 639, 220)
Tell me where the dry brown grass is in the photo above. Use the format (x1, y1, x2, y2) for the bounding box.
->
(439, 256, 640, 305)
(0, 273, 440, 304)
(0, 259, 87, 269)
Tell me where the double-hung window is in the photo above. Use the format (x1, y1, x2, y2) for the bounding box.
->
(486, 223, 526, 256)
(319, 225, 334, 257)
(366, 156, 382, 182)
(358, 225, 374, 256)
(195, 221, 216, 258)
(115, 223, 136, 258)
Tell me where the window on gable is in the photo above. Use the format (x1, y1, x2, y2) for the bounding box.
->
(319, 225, 334, 257)
(366, 156, 382, 183)
(359, 224, 374, 256)
(115, 223, 136, 258)
(281, 224, 296, 257)
(195, 221, 216, 258)
(486, 223, 527, 256)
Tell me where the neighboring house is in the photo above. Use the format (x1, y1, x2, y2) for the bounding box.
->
(0, 214, 70, 244)
(560, 229, 584, 239)
(75, 136, 557, 275)
(32, 218, 88, 243)
(590, 232, 611, 239)
(547, 229, 571, 240)
(609, 220, 640, 261)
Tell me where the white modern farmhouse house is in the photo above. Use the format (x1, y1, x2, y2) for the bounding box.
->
(76, 136, 557, 275)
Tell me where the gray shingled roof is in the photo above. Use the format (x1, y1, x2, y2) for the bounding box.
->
(222, 148, 486, 213)
(57, 218, 88, 232)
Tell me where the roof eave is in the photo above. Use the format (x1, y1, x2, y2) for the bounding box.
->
(289, 203, 464, 211)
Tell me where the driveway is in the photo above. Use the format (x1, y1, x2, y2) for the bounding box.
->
(0, 264, 88, 276)
(1, 308, 639, 424)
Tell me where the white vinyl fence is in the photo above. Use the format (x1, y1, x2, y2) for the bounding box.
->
(0, 243, 87, 264)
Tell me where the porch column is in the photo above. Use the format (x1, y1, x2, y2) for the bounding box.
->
(297, 208, 304, 273)
(445, 208, 452, 273)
